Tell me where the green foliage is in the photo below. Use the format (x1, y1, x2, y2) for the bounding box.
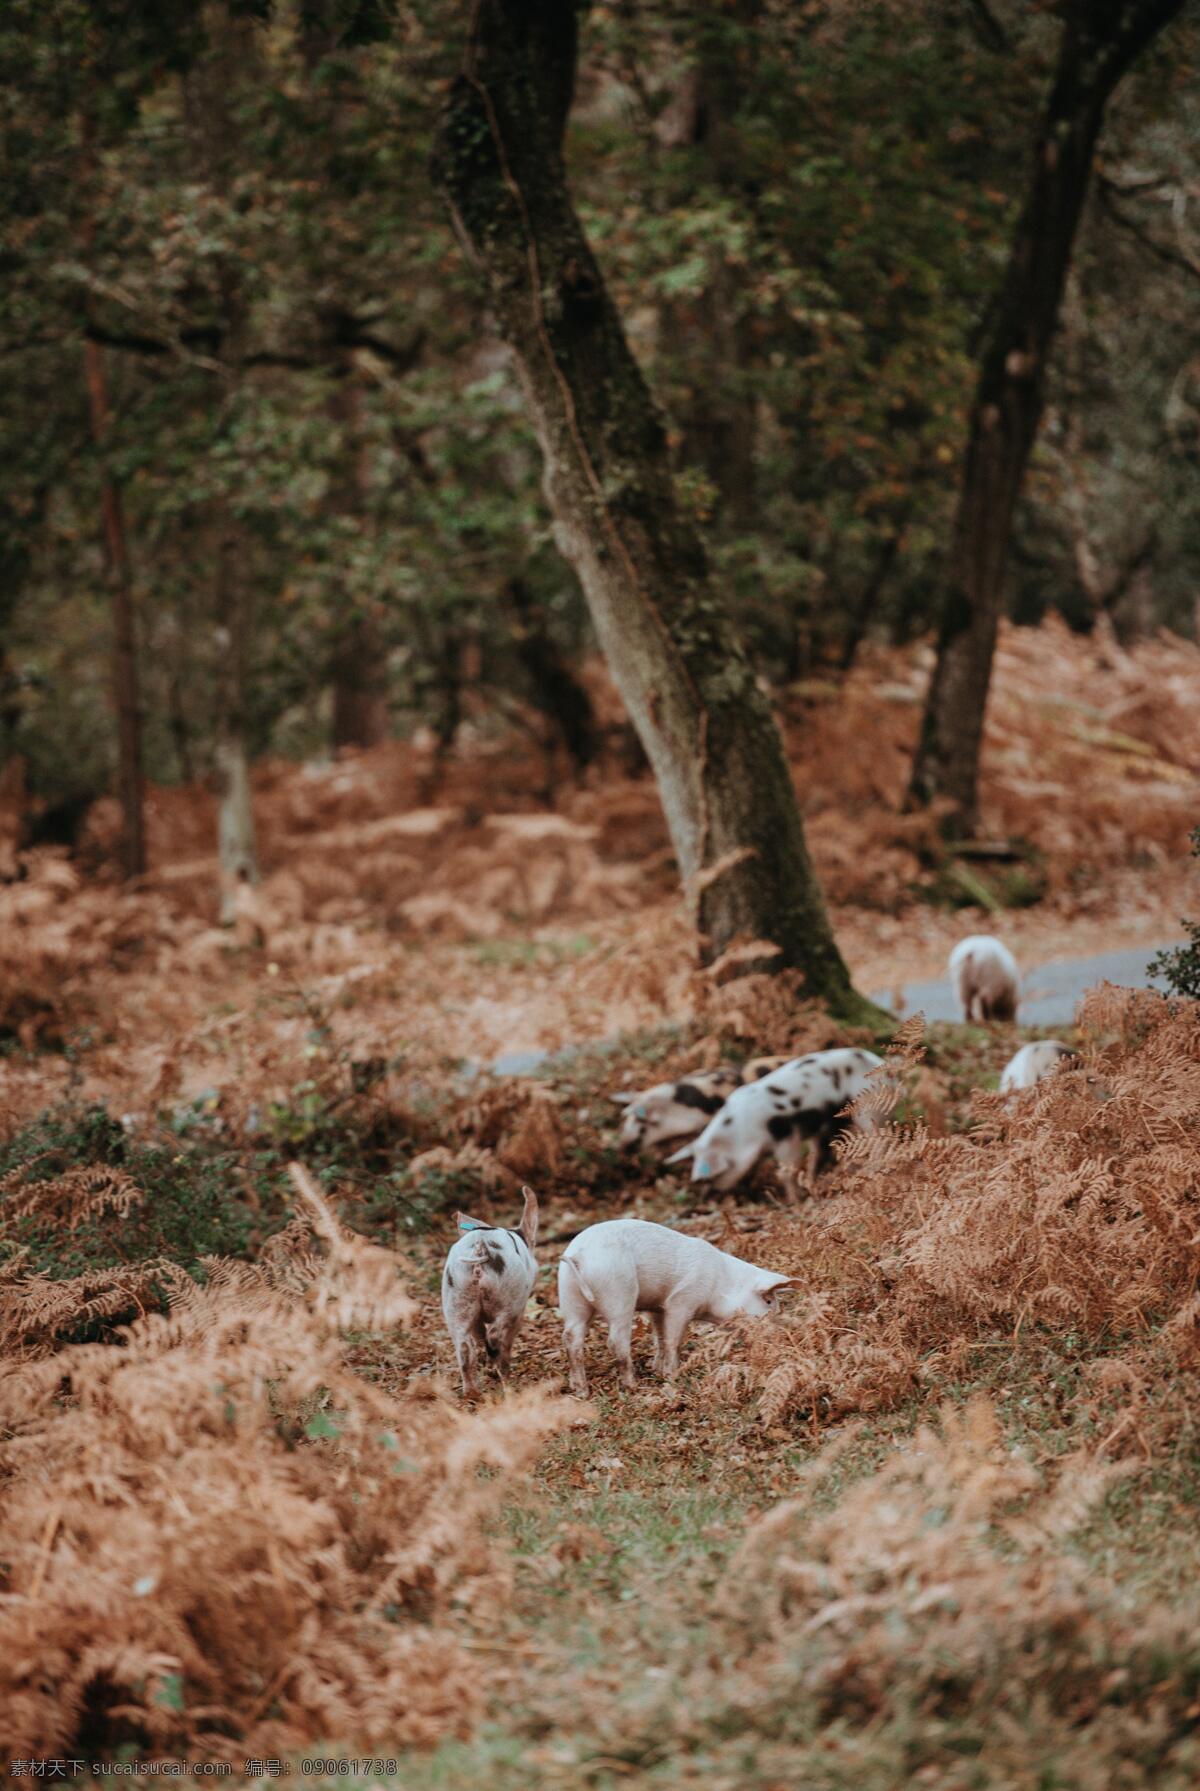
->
(0, 0, 1197, 811)
(0, 1103, 257, 1281)
(1149, 826, 1200, 1000)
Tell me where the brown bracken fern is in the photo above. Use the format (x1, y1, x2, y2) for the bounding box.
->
(0, 1168, 573, 1764)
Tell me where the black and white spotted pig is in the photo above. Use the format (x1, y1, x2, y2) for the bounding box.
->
(612, 1057, 787, 1154)
(666, 1048, 884, 1189)
(441, 1186, 538, 1399)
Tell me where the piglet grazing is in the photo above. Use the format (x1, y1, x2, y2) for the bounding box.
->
(668, 1048, 884, 1190)
(441, 1186, 538, 1399)
(558, 1218, 799, 1397)
(949, 935, 1019, 1023)
(999, 1039, 1076, 1091)
(612, 1057, 788, 1155)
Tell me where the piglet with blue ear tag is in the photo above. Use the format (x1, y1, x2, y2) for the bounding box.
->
(611, 1059, 785, 1156)
(441, 1185, 538, 1400)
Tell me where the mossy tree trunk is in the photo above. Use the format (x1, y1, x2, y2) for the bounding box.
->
(435, 0, 882, 1023)
(908, 0, 1185, 834)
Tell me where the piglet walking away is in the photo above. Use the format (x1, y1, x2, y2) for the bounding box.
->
(441, 1186, 538, 1399)
(999, 1039, 1077, 1091)
(558, 1218, 798, 1398)
(949, 935, 1019, 1023)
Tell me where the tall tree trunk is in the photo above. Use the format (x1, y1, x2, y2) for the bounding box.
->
(687, 5, 760, 528)
(908, 0, 1185, 832)
(328, 368, 389, 751)
(505, 575, 598, 772)
(83, 339, 146, 878)
(436, 0, 882, 1022)
(332, 620, 389, 751)
(213, 526, 259, 925)
(182, 9, 262, 919)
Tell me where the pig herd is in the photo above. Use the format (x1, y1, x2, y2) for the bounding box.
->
(442, 933, 1077, 1399)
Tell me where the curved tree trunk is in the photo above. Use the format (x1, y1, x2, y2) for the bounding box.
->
(435, 0, 881, 1022)
(908, 0, 1185, 834)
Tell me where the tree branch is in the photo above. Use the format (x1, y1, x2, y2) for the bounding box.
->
(959, 0, 1012, 54)
(1097, 176, 1200, 281)
(4, 319, 426, 375)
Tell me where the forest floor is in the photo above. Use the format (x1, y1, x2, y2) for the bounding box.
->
(2, 617, 1200, 1784)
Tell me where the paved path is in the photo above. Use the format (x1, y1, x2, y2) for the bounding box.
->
(871, 940, 1184, 1027)
(482, 940, 1184, 1076)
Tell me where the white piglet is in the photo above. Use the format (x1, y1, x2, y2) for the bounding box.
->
(668, 1048, 884, 1189)
(949, 935, 1019, 1023)
(999, 1039, 1076, 1091)
(441, 1186, 538, 1399)
(558, 1218, 799, 1397)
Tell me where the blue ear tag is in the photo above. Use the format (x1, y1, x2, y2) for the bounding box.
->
(634, 1104, 647, 1119)
(458, 1218, 482, 1232)
(697, 1159, 710, 1178)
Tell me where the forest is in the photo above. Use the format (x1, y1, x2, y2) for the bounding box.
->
(2, 0, 1200, 1783)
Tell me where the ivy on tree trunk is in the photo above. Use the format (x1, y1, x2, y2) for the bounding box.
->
(435, 0, 883, 1024)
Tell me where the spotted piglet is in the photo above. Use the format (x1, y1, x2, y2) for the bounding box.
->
(441, 1186, 538, 1399)
(668, 1048, 885, 1190)
(612, 1057, 787, 1155)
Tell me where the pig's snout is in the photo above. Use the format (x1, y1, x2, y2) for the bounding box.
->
(618, 1104, 649, 1152)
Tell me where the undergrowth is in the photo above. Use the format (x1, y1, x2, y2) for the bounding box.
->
(0, 1170, 573, 1764)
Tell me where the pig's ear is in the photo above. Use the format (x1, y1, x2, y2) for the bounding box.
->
(763, 1272, 804, 1293)
(456, 1211, 489, 1234)
(610, 1091, 636, 1106)
(518, 1184, 539, 1250)
(664, 1141, 697, 1166)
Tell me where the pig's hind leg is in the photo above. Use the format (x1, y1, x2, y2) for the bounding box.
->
(559, 1260, 594, 1398)
(454, 1321, 486, 1401)
(591, 1275, 637, 1392)
(485, 1311, 522, 1381)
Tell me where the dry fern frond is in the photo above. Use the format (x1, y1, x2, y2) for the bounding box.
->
(686, 1394, 1197, 1779)
(1, 1163, 144, 1230)
(0, 1256, 189, 1358)
(0, 1184, 574, 1765)
(697, 993, 1200, 1432)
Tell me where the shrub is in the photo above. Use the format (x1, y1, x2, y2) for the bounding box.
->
(703, 988, 1200, 1430)
(1149, 825, 1200, 1000)
(0, 1107, 259, 1341)
(684, 1401, 1200, 1788)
